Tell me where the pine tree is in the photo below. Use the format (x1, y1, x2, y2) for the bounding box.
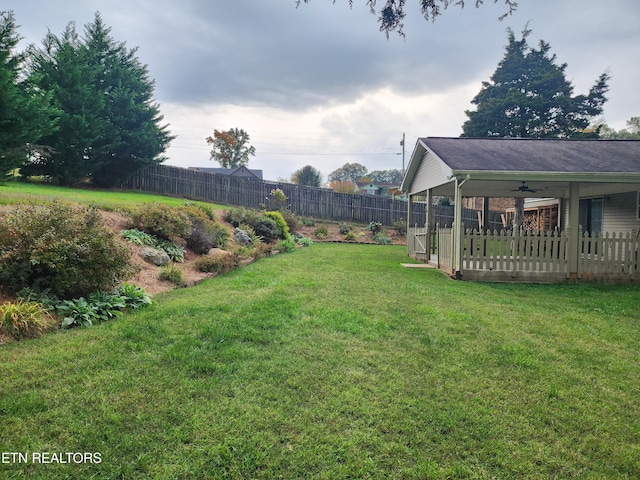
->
(22, 12, 174, 186)
(0, 11, 57, 179)
(462, 27, 609, 139)
(461, 27, 609, 228)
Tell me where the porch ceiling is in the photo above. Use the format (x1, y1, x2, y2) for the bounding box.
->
(428, 176, 640, 198)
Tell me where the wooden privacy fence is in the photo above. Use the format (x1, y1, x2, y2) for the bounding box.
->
(125, 165, 505, 228)
(124, 165, 409, 225)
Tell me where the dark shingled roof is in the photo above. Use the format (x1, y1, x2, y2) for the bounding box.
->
(422, 138, 640, 173)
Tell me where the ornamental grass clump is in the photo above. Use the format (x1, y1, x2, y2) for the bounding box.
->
(0, 300, 56, 339)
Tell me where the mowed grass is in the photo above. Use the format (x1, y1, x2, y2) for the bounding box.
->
(0, 181, 226, 211)
(1, 243, 639, 479)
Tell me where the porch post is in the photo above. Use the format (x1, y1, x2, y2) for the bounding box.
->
(425, 189, 433, 258)
(406, 194, 413, 256)
(567, 182, 580, 277)
(482, 197, 490, 232)
(453, 177, 464, 278)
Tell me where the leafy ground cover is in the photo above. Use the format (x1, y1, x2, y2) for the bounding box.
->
(1, 243, 639, 479)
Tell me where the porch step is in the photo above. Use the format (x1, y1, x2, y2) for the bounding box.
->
(401, 263, 436, 269)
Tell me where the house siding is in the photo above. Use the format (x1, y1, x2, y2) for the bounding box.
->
(603, 191, 640, 233)
(561, 192, 640, 233)
(409, 150, 452, 195)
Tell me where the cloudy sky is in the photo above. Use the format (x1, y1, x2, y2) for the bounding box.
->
(6, 0, 640, 182)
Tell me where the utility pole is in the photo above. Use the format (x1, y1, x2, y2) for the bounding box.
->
(400, 132, 406, 175)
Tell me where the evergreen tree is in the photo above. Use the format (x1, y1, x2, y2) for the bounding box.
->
(85, 14, 174, 187)
(23, 13, 173, 186)
(462, 27, 609, 139)
(461, 27, 609, 228)
(291, 165, 323, 187)
(0, 11, 57, 179)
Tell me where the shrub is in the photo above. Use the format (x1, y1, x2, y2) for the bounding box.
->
(0, 202, 132, 299)
(313, 225, 328, 239)
(0, 300, 56, 339)
(338, 222, 353, 235)
(195, 252, 238, 275)
(279, 209, 300, 233)
(181, 201, 216, 220)
(187, 221, 230, 254)
(128, 202, 191, 240)
(223, 207, 260, 228)
(301, 217, 316, 227)
(253, 216, 281, 242)
(265, 211, 290, 239)
(276, 238, 297, 253)
(159, 264, 184, 286)
(344, 231, 358, 242)
(367, 221, 383, 234)
(392, 219, 407, 236)
(373, 233, 392, 245)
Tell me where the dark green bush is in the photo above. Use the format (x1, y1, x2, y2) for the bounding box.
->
(187, 221, 230, 254)
(265, 211, 290, 239)
(128, 202, 192, 240)
(252, 216, 281, 242)
(0, 202, 132, 299)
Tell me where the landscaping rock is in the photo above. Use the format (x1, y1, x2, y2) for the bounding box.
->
(139, 247, 170, 266)
(234, 228, 253, 246)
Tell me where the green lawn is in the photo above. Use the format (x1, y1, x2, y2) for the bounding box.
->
(0, 181, 225, 211)
(1, 243, 639, 479)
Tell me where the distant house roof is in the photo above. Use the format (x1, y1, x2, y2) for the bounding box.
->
(189, 166, 263, 180)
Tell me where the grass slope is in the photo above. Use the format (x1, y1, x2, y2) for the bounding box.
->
(0, 181, 226, 211)
(1, 244, 639, 479)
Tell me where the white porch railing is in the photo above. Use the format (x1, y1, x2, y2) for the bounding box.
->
(407, 225, 639, 283)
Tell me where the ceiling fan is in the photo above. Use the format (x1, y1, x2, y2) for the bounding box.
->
(511, 181, 540, 193)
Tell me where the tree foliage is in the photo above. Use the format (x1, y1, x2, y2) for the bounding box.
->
(328, 162, 368, 183)
(296, 0, 517, 37)
(461, 27, 610, 229)
(597, 117, 640, 140)
(206, 128, 256, 169)
(0, 11, 57, 180)
(367, 168, 403, 184)
(291, 165, 323, 187)
(21, 13, 173, 186)
(462, 27, 609, 139)
(330, 180, 358, 193)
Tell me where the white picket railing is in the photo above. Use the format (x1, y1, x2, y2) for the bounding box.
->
(408, 225, 639, 282)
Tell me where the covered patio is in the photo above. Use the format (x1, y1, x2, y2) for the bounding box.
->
(401, 138, 640, 283)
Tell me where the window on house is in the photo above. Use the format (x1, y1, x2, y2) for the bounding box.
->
(579, 197, 603, 236)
